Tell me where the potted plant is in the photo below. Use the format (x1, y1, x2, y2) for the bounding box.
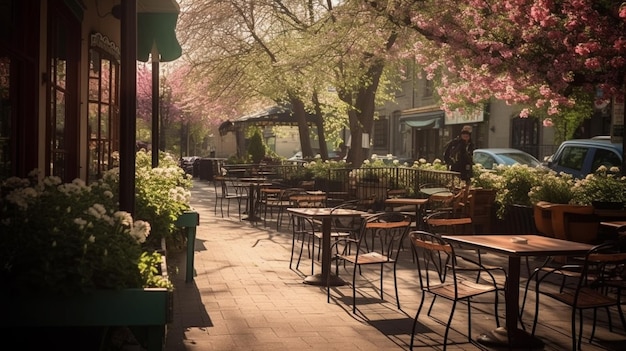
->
(572, 165, 626, 209)
(528, 169, 613, 244)
(305, 157, 349, 193)
(528, 171, 577, 237)
(0, 151, 191, 349)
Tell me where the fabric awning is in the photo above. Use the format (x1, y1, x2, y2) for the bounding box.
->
(400, 111, 444, 130)
(219, 104, 318, 135)
(137, 0, 182, 62)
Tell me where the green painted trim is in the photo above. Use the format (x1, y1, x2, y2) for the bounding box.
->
(2, 288, 170, 326)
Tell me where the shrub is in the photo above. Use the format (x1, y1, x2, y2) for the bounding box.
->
(247, 131, 265, 164)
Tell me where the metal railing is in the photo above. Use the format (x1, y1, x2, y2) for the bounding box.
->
(219, 163, 462, 202)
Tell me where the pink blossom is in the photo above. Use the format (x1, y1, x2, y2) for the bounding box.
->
(620, 4, 626, 19)
(519, 108, 530, 118)
(543, 118, 554, 127)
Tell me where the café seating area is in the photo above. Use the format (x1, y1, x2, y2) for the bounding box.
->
(171, 178, 626, 351)
(195, 163, 626, 350)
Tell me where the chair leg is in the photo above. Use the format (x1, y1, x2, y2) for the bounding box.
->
(410, 293, 427, 350)
(379, 265, 384, 299)
(617, 293, 626, 333)
(573, 308, 580, 351)
(393, 264, 400, 309)
(443, 301, 457, 351)
(589, 308, 599, 345)
(352, 263, 358, 314)
(289, 222, 297, 270)
(519, 267, 540, 329)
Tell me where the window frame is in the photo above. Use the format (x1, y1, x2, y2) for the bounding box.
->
(87, 32, 121, 183)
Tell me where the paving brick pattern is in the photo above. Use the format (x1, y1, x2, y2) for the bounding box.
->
(164, 180, 626, 351)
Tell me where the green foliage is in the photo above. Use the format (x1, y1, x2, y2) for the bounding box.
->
(469, 164, 543, 218)
(138, 251, 173, 290)
(0, 151, 192, 295)
(572, 166, 626, 205)
(303, 157, 349, 179)
(471, 165, 502, 189)
(0, 171, 148, 295)
(130, 151, 192, 247)
(535, 89, 594, 143)
(411, 158, 449, 171)
(529, 171, 577, 205)
(247, 130, 266, 164)
(226, 154, 252, 164)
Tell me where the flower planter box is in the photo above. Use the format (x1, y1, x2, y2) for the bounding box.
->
(1, 288, 172, 351)
(468, 188, 497, 233)
(494, 204, 538, 234)
(532, 202, 598, 243)
(175, 209, 200, 283)
(533, 201, 555, 237)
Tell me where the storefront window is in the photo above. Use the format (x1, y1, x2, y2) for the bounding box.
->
(47, 1, 79, 181)
(0, 0, 39, 181)
(87, 32, 120, 183)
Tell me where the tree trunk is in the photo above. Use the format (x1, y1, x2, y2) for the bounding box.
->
(312, 93, 328, 160)
(291, 97, 314, 158)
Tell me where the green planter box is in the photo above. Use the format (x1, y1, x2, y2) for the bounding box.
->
(175, 209, 200, 283)
(1, 288, 171, 350)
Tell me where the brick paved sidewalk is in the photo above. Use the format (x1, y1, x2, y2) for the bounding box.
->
(164, 180, 626, 351)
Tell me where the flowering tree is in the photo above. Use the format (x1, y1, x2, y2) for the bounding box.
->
(366, 0, 626, 118)
(177, 0, 411, 164)
(136, 63, 229, 153)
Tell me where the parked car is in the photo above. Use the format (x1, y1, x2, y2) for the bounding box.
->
(288, 150, 345, 161)
(544, 138, 623, 178)
(287, 151, 303, 161)
(473, 148, 541, 169)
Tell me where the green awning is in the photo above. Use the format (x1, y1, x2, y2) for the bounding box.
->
(400, 111, 443, 129)
(137, 12, 182, 62)
(405, 119, 438, 128)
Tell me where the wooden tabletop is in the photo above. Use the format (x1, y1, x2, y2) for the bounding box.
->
(420, 187, 453, 196)
(384, 198, 429, 206)
(441, 234, 594, 257)
(600, 221, 626, 229)
(287, 207, 368, 218)
(238, 177, 269, 182)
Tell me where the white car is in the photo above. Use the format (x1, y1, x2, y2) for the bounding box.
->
(473, 148, 541, 169)
(287, 151, 303, 161)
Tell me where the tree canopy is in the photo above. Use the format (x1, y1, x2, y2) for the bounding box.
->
(366, 0, 626, 117)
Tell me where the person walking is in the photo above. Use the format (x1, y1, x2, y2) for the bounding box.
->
(443, 125, 475, 182)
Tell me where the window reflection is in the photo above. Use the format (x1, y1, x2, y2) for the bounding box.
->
(87, 32, 120, 183)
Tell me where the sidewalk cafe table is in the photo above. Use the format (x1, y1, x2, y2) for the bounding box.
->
(600, 220, 626, 230)
(419, 187, 453, 197)
(238, 177, 272, 222)
(441, 234, 593, 349)
(384, 197, 428, 228)
(286, 207, 368, 286)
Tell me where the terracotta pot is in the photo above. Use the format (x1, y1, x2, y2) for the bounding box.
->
(591, 201, 624, 210)
(533, 201, 555, 237)
(547, 203, 598, 244)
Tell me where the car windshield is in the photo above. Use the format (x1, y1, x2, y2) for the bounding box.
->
(497, 152, 540, 166)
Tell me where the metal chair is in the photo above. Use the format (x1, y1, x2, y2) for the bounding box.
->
(218, 177, 248, 219)
(263, 188, 302, 229)
(328, 212, 412, 313)
(531, 241, 626, 350)
(409, 231, 501, 350)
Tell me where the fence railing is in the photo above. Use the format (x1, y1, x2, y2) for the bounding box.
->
(278, 166, 461, 201)
(220, 163, 462, 201)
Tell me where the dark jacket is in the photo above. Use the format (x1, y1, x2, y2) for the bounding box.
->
(443, 136, 475, 180)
